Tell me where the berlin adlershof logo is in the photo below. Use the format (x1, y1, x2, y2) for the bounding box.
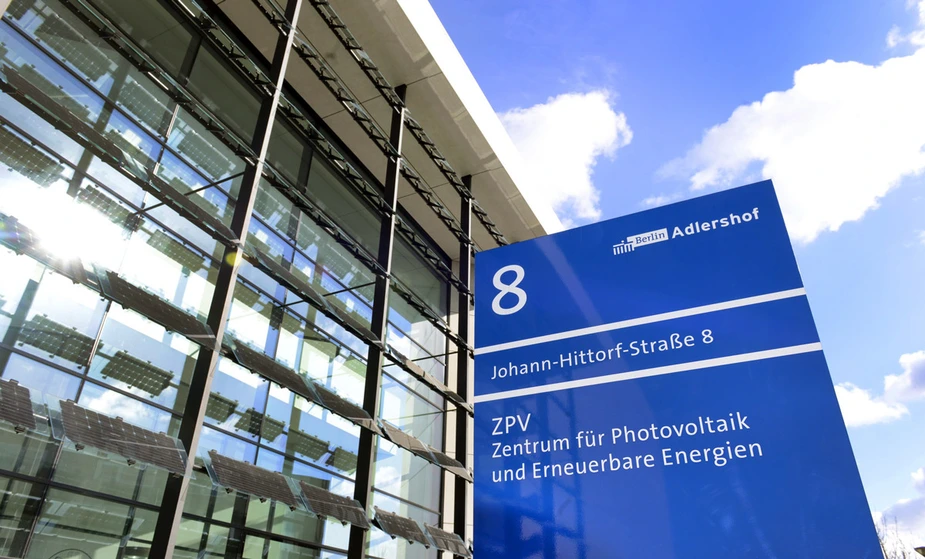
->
(612, 207, 761, 256)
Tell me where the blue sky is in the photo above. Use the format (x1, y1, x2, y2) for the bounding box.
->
(431, 0, 925, 547)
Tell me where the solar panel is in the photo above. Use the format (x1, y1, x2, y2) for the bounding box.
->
(372, 507, 430, 547)
(59, 400, 187, 474)
(329, 306, 379, 346)
(35, 13, 112, 82)
(16, 64, 92, 122)
(7, 1, 29, 18)
(309, 381, 381, 435)
(299, 482, 369, 529)
(380, 423, 472, 482)
(177, 131, 236, 180)
(17, 315, 96, 365)
(207, 450, 300, 510)
(77, 185, 143, 232)
(248, 248, 329, 311)
(234, 408, 285, 442)
(205, 393, 238, 423)
(388, 348, 472, 412)
(100, 351, 173, 396)
(0, 213, 89, 285)
(147, 230, 207, 272)
(325, 447, 357, 473)
(227, 341, 310, 397)
(423, 448, 472, 483)
(98, 270, 214, 345)
(425, 524, 471, 557)
(0, 125, 65, 187)
(287, 429, 329, 460)
(149, 175, 237, 244)
(118, 79, 171, 131)
(381, 423, 430, 454)
(0, 379, 37, 432)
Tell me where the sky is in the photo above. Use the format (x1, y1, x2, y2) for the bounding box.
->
(430, 0, 925, 549)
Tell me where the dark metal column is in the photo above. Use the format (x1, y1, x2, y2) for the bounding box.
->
(347, 85, 406, 559)
(454, 177, 473, 552)
(148, 1, 303, 556)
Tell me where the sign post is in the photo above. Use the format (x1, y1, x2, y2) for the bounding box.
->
(473, 181, 880, 558)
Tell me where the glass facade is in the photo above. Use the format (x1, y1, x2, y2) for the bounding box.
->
(0, 0, 479, 557)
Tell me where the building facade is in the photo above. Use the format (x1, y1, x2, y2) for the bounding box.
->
(0, 0, 557, 557)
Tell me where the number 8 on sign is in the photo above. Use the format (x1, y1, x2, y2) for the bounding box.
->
(491, 265, 527, 315)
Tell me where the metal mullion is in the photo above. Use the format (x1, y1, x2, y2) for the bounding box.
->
(453, 176, 473, 551)
(347, 85, 406, 559)
(148, 1, 304, 556)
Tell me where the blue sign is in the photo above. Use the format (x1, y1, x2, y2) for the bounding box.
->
(473, 181, 880, 558)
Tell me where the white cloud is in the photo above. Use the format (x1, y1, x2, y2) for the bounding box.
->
(919, 230, 925, 245)
(500, 90, 632, 226)
(835, 350, 925, 427)
(877, 467, 925, 550)
(888, 1, 925, 47)
(885, 350, 925, 401)
(663, 48, 925, 243)
(641, 193, 683, 208)
(834, 382, 909, 427)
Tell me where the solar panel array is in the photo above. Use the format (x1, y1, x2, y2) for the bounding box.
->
(77, 186, 142, 232)
(59, 400, 187, 474)
(35, 13, 112, 81)
(331, 308, 379, 346)
(177, 132, 236, 181)
(0, 213, 41, 255)
(98, 270, 214, 344)
(0, 214, 88, 285)
(17, 315, 96, 365)
(147, 230, 207, 272)
(389, 349, 473, 415)
(228, 341, 309, 397)
(149, 175, 236, 244)
(0, 125, 64, 187)
(16, 64, 92, 122)
(372, 507, 430, 547)
(309, 382, 381, 435)
(425, 524, 471, 557)
(287, 429, 329, 460)
(299, 482, 369, 529)
(234, 408, 285, 442)
(250, 248, 329, 310)
(326, 447, 357, 472)
(0, 379, 37, 432)
(101, 351, 173, 396)
(380, 423, 472, 482)
(205, 393, 238, 423)
(381, 423, 429, 454)
(207, 450, 300, 510)
(118, 79, 170, 132)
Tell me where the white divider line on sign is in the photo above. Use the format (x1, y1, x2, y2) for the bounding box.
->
(473, 342, 824, 404)
(474, 287, 808, 356)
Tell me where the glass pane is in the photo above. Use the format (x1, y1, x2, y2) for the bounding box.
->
(305, 158, 380, 254)
(368, 492, 439, 559)
(187, 46, 260, 144)
(0, 475, 38, 558)
(88, 304, 200, 413)
(91, 0, 193, 76)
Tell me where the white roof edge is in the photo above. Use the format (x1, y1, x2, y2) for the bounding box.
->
(394, 0, 564, 236)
